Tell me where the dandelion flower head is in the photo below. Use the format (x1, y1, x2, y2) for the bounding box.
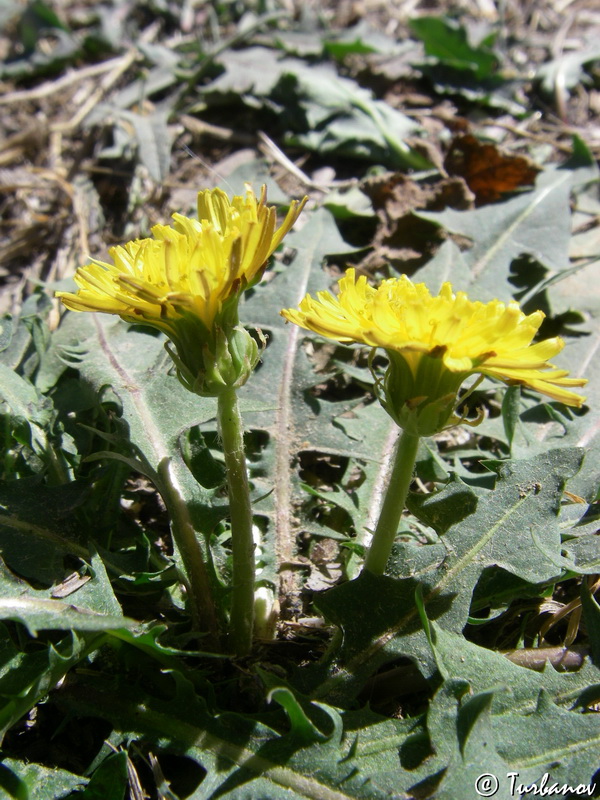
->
(57, 186, 306, 337)
(282, 269, 586, 434)
(57, 186, 306, 394)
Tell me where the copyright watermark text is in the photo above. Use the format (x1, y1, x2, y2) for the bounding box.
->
(474, 772, 596, 797)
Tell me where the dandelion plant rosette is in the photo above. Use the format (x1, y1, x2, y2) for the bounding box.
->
(282, 268, 587, 574)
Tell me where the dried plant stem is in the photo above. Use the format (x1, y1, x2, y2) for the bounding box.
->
(218, 388, 255, 656)
(364, 429, 420, 575)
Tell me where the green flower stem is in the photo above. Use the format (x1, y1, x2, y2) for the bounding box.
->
(158, 459, 220, 647)
(364, 429, 420, 575)
(218, 387, 255, 656)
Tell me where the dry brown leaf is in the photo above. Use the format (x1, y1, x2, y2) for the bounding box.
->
(444, 134, 541, 206)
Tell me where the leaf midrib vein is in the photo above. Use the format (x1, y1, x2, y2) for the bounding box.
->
(470, 171, 570, 279)
(314, 494, 528, 699)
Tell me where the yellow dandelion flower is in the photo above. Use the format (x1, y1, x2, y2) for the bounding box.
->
(57, 186, 306, 394)
(282, 268, 586, 435)
(58, 185, 305, 333)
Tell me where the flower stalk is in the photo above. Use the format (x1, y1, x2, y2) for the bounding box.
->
(218, 387, 255, 656)
(364, 429, 420, 575)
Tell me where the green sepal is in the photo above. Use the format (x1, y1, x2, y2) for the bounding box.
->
(168, 325, 263, 397)
(379, 350, 467, 436)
